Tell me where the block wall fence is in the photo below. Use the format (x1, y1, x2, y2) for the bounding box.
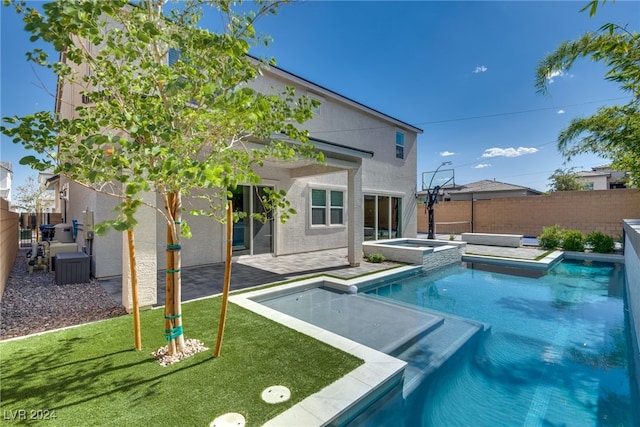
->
(418, 189, 640, 238)
(1, 198, 19, 301)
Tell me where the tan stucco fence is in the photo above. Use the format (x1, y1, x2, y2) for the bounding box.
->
(419, 188, 640, 238)
(0, 198, 19, 301)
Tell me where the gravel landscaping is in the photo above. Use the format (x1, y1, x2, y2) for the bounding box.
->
(0, 249, 127, 340)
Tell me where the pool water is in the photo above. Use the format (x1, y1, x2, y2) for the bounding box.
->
(359, 260, 637, 426)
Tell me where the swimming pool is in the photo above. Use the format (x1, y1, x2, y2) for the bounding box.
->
(354, 260, 637, 426)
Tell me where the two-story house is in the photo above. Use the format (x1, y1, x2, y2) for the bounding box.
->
(575, 165, 629, 190)
(55, 50, 422, 308)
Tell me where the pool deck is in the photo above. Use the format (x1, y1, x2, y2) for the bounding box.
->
(100, 239, 564, 306)
(99, 248, 402, 306)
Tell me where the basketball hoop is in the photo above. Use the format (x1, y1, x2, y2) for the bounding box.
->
(421, 162, 454, 239)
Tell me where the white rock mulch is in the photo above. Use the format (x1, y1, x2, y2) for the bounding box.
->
(151, 338, 209, 366)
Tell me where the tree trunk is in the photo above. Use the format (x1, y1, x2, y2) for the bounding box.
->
(127, 227, 142, 350)
(164, 192, 185, 354)
(214, 201, 233, 358)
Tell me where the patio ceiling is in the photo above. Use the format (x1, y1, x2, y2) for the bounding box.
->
(263, 136, 373, 178)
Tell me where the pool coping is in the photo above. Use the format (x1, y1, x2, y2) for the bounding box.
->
(462, 250, 564, 270)
(463, 250, 625, 269)
(230, 268, 418, 427)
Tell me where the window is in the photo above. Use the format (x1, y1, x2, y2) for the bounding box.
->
(311, 189, 326, 225)
(308, 93, 323, 117)
(311, 188, 344, 226)
(395, 131, 405, 159)
(330, 191, 344, 224)
(168, 48, 180, 66)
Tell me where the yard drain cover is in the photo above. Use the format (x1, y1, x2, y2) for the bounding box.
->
(210, 412, 245, 427)
(261, 385, 291, 404)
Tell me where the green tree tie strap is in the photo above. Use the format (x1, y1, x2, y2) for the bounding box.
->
(164, 325, 183, 341)
(164, 314, 182, 320)
(166, 244, 181, 251)
(167, 269, 181, 274)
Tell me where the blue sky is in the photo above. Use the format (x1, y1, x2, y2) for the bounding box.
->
(2, 1, 639, 196)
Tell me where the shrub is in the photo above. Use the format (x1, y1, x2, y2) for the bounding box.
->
(562, 230, 585, 252)
(366, 253, 386, 263)
(537, 224, 564, 250)
(586, 231, 615, 253)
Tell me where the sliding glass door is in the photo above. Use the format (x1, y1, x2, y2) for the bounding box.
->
(363, 195, 402, 240)
(230, 185, 273, 255)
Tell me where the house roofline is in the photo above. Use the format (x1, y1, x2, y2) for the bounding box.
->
(249, 55, 423, 135)
(417, 179, 542, 195)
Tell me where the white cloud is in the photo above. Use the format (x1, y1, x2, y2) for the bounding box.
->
(473, 65, 488, 74)
(557, 109, 565, 114)
(546, 69, 573, 84)
(473, 163, 491, 169)
(481, 147, 538, 158)
(440, 151, 456, 157)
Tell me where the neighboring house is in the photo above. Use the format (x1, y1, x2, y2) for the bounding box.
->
(37, 172, 58, 214)
(0, 162, 11, 202)
(417, 179, 541, 202)
(575, 165, 629, 190)
(43, 174, 63, 216)
(55, 44, 422, 308)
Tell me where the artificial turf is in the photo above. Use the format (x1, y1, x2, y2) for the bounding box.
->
(0, 297, 363, 426)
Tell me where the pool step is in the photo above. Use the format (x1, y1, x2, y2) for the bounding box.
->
(396, 315, 486, 397)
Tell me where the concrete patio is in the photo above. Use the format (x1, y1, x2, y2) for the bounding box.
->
(99, 238, 558, 308)
(99, 247, 401, 307)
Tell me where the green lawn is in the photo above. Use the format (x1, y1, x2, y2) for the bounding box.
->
(1, 297, 363, 426)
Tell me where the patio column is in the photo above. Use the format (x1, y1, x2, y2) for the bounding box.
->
(122, 191, 157, 312)
(348, 161, 363, 266)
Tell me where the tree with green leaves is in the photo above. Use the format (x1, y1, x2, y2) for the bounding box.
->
(535, 0, 640, 187)
(548, 167, 584, 192)
(2, 0, 322, 356)
(11, 174, 49, 214)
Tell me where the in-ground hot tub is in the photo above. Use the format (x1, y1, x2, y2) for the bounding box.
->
(363, 238, 466, 270)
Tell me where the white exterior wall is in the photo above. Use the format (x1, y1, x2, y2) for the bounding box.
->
(250, 69, 419, 256)
(277, 171, 349, 255)
(58, 47, 420, 279)
(623, 220, 640, 404)
(0, 162, 12, 202)
(577, 175, 608, 190)
(63, 178, 121, 278)
(155, 191, 226, 267)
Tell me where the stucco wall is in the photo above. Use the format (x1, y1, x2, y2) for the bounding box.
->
(277, 171, 348, 255)
(421, 189, 640, 237)
(1, 198, 18, 301)
(254, 69, 419, 242)
(623, 220, 640, 406)
(64, 60, 420, 277)
(65, 179, 122, 278)
(156, 191, 225, 268)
